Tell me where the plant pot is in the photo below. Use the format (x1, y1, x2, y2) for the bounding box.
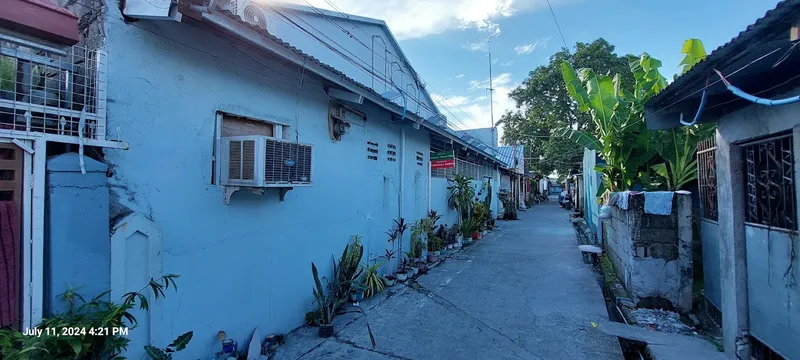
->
(472, 232, 479, 240)
(396, 272, 408, 282)
(410, 267, 419, 275)
(482, 230, 487, 236)
(350, 291, 364, 303)
(454, 242, 462, 249)
(447, 244, 454, 250)
(427, 254, 439, 263)
(319, 324, 335, 338)
(433, 250, 441, 256)
(382, 275, 396, 287)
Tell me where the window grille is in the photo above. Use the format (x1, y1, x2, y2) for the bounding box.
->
(743, 134, 796, 230)
(697, 137, 718, 221)
(750, 334, 786, 360)
(456, 159, 481, 180)
(0, 38, 106, 142)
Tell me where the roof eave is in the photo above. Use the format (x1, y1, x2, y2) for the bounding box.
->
(200, 10, 502, 165)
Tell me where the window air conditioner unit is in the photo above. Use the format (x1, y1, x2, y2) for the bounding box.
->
(220, 135, 313, 194)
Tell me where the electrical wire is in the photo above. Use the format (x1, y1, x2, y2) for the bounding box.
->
(648, 44, 785, 118)
(75, 0, 504, 156)
(272, 1, 505, 152)
(545, 0, 570, 52)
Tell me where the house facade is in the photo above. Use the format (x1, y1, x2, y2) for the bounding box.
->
(2, 0, 507, 358)
(646, 2, 800, 358)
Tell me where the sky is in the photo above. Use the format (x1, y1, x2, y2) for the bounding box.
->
(300, 0, 782, 143)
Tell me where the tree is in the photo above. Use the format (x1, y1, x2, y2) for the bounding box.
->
(502, 39, 635, 176)
(560, 39, 714, 194)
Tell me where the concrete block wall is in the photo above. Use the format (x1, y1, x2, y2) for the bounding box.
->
(602, 192, 693, 312)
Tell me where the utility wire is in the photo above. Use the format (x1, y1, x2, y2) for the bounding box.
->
(270, 3, 503, 154)
(75, 0, 504, 156)
(545, 0, 570, 53)
(280, 0, 505, 150)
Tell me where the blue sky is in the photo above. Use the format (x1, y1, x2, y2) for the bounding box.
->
(306, 0, 781, 139)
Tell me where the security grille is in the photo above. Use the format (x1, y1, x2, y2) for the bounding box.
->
(743, 134, 796, 230)
(265, 139, 312, 184)
(456, 159, 481, 180)
(750, 335, 786, 360)
(0, 38, 106, 141)
(697, 137, 718, 221)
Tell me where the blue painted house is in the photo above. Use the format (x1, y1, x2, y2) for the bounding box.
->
(0, 0, 512, 357)
(645, 1, 800, 358)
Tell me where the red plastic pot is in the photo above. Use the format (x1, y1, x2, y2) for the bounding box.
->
(472, 231, 479, 240)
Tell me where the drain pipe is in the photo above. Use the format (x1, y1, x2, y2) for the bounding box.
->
(398, 127, 406, 271)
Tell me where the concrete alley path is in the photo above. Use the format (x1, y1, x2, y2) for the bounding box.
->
(276, 202, 623, 359)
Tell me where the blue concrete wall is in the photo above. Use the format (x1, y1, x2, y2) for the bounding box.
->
(431, 178, 458, 228)
(700, 220, 721, 311)
(102, 17, 435, 358)
(744, 225, 800, 359)
(45, 153, 109, 315)
(429, 177, 496, 232)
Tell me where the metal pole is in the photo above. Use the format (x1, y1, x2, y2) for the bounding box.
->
(488, 39, 495, 150)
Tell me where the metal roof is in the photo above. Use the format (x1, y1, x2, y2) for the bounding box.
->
(497, 145, 523, 169)
(205, 8, 505, 164)
(645, 0, 800, 129)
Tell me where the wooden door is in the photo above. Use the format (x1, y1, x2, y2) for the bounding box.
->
(0, 143, 22, 329)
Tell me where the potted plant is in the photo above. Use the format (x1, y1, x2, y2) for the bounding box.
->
(410, 221, 425, 263)
(405, 250, 419, 276)
(382, 274, 396, 287)
(427, 231, 441, 262)
(449, 223, 462, 249)
(311, 262, 341, 338)
(349, 283, 366, 305)
(447, 174, 476, 241)
(362, 262, 384, 298)
(396, 256, 409, 282)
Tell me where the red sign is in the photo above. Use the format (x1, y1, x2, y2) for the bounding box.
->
(431, 159, 455, 169)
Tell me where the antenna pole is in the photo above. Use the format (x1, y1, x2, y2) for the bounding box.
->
(488, 38, 496, 150)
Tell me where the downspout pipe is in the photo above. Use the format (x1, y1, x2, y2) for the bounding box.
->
(398, 127, 406, 270)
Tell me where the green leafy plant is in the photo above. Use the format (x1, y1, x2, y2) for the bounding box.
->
(501, 196, 518, 220)
(335, 235, 364, 301)
(559, 39, 712, 194)
(311, 262, 343, 326)
(0, 275, 180, 360)
(447, 174, 476, 227)
(144, 331, 193, 360)
(361, 262, 384, 298)
(410, 221, 425, 259)
(0, 56, 15, 94)
(447, 223, 461, 244)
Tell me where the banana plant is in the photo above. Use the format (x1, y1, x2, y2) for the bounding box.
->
(559, 39, 711, 194)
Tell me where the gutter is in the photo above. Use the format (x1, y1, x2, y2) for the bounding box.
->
(197, 10, 506, 167)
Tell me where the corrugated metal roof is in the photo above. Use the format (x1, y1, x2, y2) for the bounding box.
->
(213, 9, 505, 164)
(649, 0, 800, 105)
(497, 145, 523, 169)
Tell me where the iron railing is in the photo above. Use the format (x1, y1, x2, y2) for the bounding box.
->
(743, 134, 796, 231)
(697, 137, 718, 221)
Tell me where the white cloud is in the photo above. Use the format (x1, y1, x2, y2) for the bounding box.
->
(296, 0, 564, 40)
(465, 42, 488, 52)
(514, 37, 552, 54)
(455, 74, 465, 79)
(432, 73, 519, 146)
(469, 73, 513, 90)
